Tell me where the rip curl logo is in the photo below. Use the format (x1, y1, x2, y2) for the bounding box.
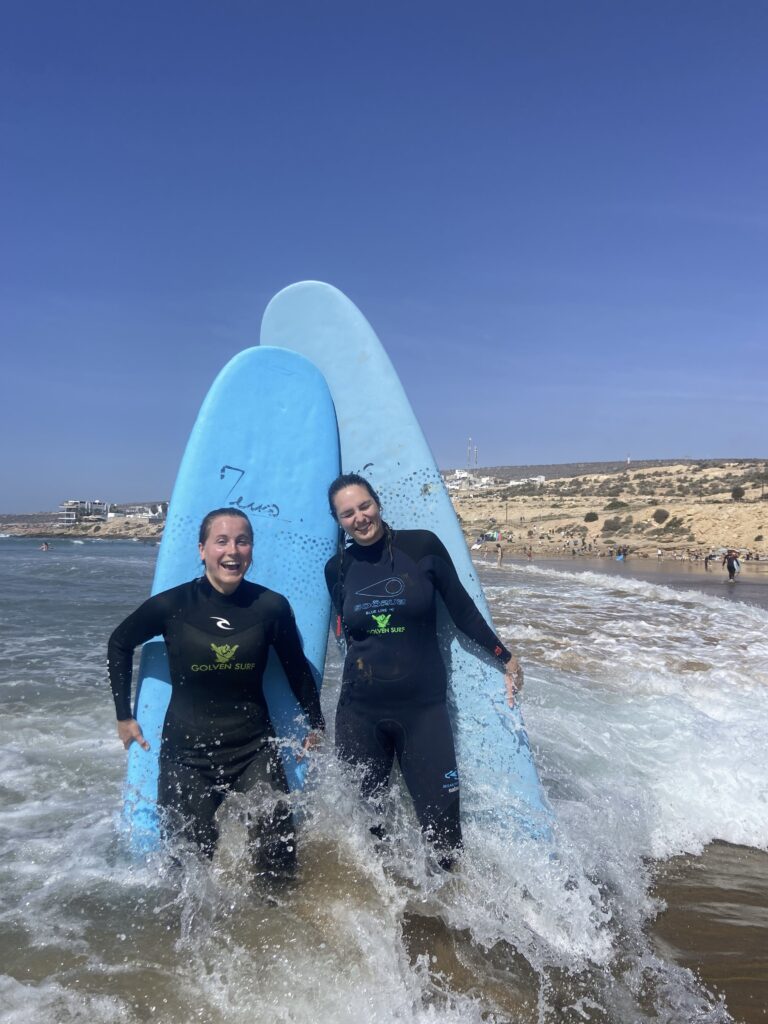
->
(211, 643, 239, 665)
(367, 612, 405, 636)
(211, 616, 234, 631)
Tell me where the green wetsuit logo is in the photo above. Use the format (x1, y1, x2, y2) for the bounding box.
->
(367, 612, 405, 636)
(211, 642, 239, 665)
(190, 642, 255, 671)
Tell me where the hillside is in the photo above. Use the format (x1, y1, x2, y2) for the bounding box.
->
(450, 459, 767, 557)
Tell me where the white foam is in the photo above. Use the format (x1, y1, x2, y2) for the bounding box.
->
(0, 542, 754, 1022)
(487, 565, 768, 859)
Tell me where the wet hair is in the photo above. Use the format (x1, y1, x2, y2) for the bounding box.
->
(327, 473, 382, 518)
(198, 508, 253, 545)
(327, 474, 394, 615)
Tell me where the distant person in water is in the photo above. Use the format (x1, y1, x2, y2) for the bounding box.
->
(107, 508, 324, 879)
(39, 541, 49, 551)
(324, 473, 523, 870)
(722, 549, 740, 583)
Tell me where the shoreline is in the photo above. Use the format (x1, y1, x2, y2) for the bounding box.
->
(474, 552, 768, 612)
(0, 522, 163, 541)
(4, 530, 767, 611)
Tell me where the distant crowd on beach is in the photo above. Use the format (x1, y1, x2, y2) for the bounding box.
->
(470, 530, 762, 568)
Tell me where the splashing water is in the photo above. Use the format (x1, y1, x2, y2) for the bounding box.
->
(1, 540, 765, 1022)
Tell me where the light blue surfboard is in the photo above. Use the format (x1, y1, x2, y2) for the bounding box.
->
(261, 282, 552, 840)
(124, 346, 339, 853)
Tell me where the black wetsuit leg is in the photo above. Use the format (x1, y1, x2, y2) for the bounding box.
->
(335, 697, 462, 859)
(335, 699, 397, 804)
(234, 744, 297, 880)
(158, 742, 296, 877)
(395, 701, 462, 858)
(158, 756, 227, 857)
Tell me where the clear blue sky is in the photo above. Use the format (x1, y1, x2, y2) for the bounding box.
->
(2, 1, 766, 511)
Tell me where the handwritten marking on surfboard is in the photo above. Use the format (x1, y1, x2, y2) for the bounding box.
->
(219, 464, 284, 520)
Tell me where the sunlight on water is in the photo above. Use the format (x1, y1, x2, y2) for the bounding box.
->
(1, 540, 764, 1022)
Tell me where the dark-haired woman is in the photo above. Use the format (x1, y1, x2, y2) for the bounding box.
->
(325, 474, 522, 869)
(108, 508, 324, 877)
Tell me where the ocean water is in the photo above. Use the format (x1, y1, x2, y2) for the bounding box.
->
(1, 538, 766, 1024)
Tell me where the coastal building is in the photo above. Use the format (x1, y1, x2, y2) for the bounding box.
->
(506, 475, 546, 488)
(58, 499, 109, 526)
(107, 503, 167, 522)
(444, 470, 501, 492)
(443, 470, 546, 492)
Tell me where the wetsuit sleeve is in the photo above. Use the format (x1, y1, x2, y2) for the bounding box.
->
(324, 555, 341, 612)
(425, 534, 512, 664)
(271, 599, 325, 731)
(324, 555, 348, 642)
(107, 593, 171, 721)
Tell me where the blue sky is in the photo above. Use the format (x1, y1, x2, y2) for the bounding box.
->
(2, 1, 766, 511)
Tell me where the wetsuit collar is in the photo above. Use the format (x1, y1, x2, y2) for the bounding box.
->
(347, 533, 387, 561)
(198, 575, 248, 603)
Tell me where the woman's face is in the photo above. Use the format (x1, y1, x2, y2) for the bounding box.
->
(198, 514, 253, 593)
(332, 484, 384, 546)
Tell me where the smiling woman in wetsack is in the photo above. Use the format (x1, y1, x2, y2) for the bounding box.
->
(325, 473, 523, 870)
(107, 508, 324, 880)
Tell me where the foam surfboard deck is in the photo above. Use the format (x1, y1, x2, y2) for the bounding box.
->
(124, 346, 339, 852)
(261, 282, 552, 840)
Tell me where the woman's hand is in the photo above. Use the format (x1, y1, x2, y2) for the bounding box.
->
(117, 718, 150, 751)
(504, 656, 524, 707)
(297, 729, 323, 762)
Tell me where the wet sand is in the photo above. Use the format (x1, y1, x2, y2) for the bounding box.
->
(652, 843, 768, 1024)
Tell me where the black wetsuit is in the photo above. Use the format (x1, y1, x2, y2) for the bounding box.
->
(108, 577, 324, 871)
(325, 529, 510, 859)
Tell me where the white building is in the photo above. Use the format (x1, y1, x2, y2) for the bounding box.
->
(506, 476, 545, 488)
(444, 470, 501, 492)
(108, 504, 166, 521)
(58, 499, 109, 526)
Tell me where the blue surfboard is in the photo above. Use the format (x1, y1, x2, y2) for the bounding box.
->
(124, 346, 339, 853)
(261, 282, 552, 840)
